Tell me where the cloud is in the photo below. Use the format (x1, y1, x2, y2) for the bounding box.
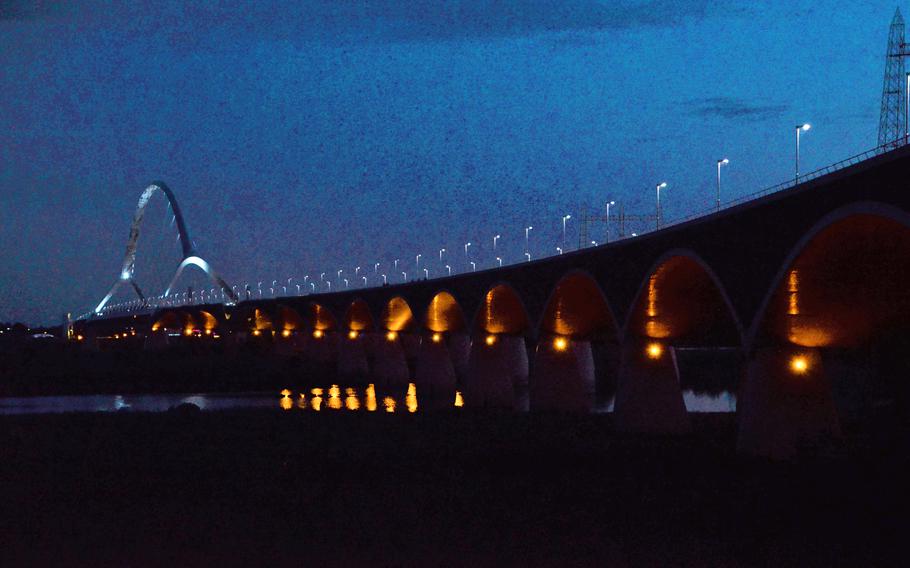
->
(685, 97, 789, 121)
(6, 1, 717, 43)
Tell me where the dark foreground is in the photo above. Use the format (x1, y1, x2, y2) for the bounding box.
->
(0, 411, 907, 567)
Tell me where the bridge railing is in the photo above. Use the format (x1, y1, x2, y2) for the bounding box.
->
(656, 139, 901, 233)
(79, 139, 906, 322)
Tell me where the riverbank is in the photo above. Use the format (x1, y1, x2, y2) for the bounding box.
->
(0, 411, 905, 566)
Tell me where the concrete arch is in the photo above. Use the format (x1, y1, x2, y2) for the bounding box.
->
(424, 290, 467, 333)
(537, 270, 618, 340)
(303, 302, 338, 331)
(274, 305, 303, 332)
(94, 181, 235, 314)
(151, 309, 190, 332)
(738, 203, 910, 458)
(472, 282, 532, 336)
(381, 296, 416, 332)
(623, 249, 744, 347)
(344, 299, 375, 331)
(746, 202, 910, 351)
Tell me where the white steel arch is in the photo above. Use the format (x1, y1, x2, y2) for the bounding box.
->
(94, 181, 236, 314)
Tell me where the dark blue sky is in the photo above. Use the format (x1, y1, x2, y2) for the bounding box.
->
(0, 1, 897, 324)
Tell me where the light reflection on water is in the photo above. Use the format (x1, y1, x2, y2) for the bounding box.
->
(0, 386, 734, 415)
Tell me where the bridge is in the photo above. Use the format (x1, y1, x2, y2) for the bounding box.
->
(74, 142, 910, 459)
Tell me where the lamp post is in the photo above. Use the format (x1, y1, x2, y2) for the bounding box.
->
(374, 262, 380, 273)
(470, 261, 476, 272)
(525, 252, 531, 262)
(556, 246, 563, 255)
(605, 200, 615, 243)
(401, 271, 407, 282)
(493, 234, 500, 252)
(362, 276, 367, 287)
(445, 264, 451, 276)
(655, 182, 668, 229)
(716, 158, 729, 211)
(394, 259, 399, 270)
(525, 226, 533, 252)
(415, 254, 421, 270)
(561, 215, 571, 250)
(496, 257, 502, 267)
(355, 266, 361, 276)
(795, 123, 811, 183)
(439, 248, 445, 261)
(423, 268, 429, 279)
(464, 242, 471, 270)
(381, 274, 387, 285)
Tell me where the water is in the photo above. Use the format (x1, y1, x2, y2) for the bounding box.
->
(0, 387, 735, 416)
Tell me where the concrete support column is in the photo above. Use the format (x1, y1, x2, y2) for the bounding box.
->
(301, 331, 339, 377)
(614, 339, 690, 434)
(415, 335, 457, 401)
(448, 333, 471, 385)
(737, 346, 840, 459)
(530, 337, 595, 412)
(465, 334, 528, 408)
(338, 332, 370, 378)
(373, 333, 411, 387)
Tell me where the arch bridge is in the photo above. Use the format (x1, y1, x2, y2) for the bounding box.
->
(78, 145, 910, 459)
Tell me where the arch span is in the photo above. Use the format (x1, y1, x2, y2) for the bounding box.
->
(94, 181, 235, 314)
(538, 270, 617, 340)
(624, 250, 742, 346)
(748, 203, 910, 350)
(472, 283, 531, 335)
(344, 299, 375, 331)
(425, 291, 467, 333)
(382, 296, 415, 332)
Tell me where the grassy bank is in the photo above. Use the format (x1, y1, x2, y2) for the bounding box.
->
(0, 411, 906, 566)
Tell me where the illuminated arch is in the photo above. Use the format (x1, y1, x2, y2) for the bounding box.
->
(748, 203, 910, 351)
(473, 283, 531, 335)
(538, 271, 617, 340)
(344, 299, 375, 331)
(196, 310, 218, 331)
(94, 181, 235, 314)
(151, 310, 189, 332)
(304, 302, 338, 331)
(381, 296, 415, 332)
(424, 291, 467, 333)
(275, 305, 303, 332)
(624, 250, 742, 346)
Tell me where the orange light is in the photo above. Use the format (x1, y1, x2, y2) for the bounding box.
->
(386, 331, 398, 342)
(204, 329, 212, 335)
(791, 355, 809, 374)
(281, 329, 291, 338)
(348, 330, 359, 340)
(252, 329, 261, 337)
(431, 332, 442, 343)
(76, 335, 84, 341)
(383, 396, 396, 413)
(485, 334, 497, 346)
(454, 391, 464, 407)
(311, 387, 324, 396)
(113, 334, 119, 339)
(646, 342, 663, 359)
(553, 336, 568, 351)
(280, 389, 292, 397)
(184, 328, 193, 336)
(313, 329, 324, 339)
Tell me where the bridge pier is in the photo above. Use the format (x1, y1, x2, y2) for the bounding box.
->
(465, 334, 528, 408)
(338, 332, 370, 378)
(301, 331, 339, 377)
(373, 332, 411, 387)
(529, 337, 595, 412)
(614, 339, 689, 434)
(415, 334, 457, 402)
(737, 346, 840, 459)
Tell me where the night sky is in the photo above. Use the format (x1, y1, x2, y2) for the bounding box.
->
(0, 1, 898, 324)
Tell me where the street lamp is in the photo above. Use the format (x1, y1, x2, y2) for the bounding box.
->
(470, 261, 476, 272)
(445, 264, 451, 276)
(362, 276, 367, 287)
(423, 268, 429, 279)
(795, 123, 811, 183)
(525, 252, 531, 262)
(496, 257, 502, 267)
(355, 266, 361, 276)
(556, 246, 563, 255)
(416, 254, 421, 269)
(439, 248, 445, 261)
(605, 200, 615, 243)
(381, 274, 387, 284)
(374, 262, 380, 273)
(464, 242, 471, 256)
(525, 226, 533, 252)
(493, 234, 500, 251)
(716, 158, 729, 211)
(655, 182, 668, 229)
(394, 259, 399, 270)
(401, 271, 407, 282)
(561, 215, 571, 250)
